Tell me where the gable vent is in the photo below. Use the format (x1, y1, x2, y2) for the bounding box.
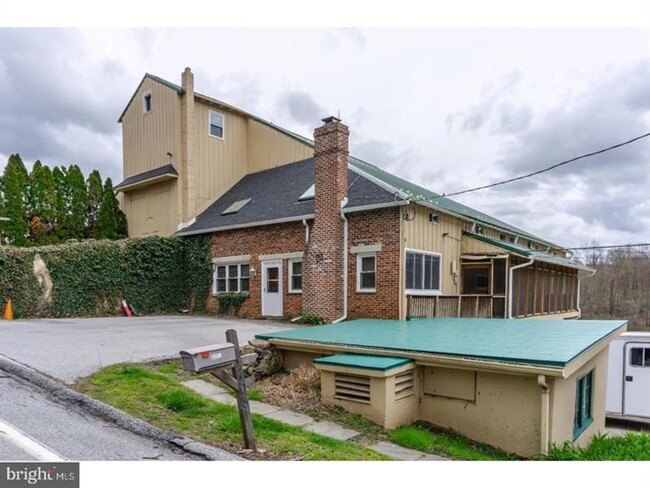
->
(394, 370, 415, 401)
(334, 373, 371, 404)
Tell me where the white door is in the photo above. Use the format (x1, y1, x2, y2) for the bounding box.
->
(261, 260, 283, 317)
(623, 342, 650, 417)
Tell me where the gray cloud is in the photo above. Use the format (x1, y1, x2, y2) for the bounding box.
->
(277, 91, 324, 126)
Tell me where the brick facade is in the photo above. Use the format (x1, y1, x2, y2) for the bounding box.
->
(302, 117, 349, 322)
(347, 207, 401, 319)
(207, 221, 306, 318)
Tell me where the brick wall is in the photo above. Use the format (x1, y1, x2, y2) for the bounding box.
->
(302, 118, 349, 322)
(206, 221, 306, 318)
(347, 207, 401, 319)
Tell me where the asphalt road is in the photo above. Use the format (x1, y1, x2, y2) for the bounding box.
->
(0, 315, 294, 383)
(0, 373, 199, 461)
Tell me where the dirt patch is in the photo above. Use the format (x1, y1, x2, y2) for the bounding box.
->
(254, 365, 324, 413)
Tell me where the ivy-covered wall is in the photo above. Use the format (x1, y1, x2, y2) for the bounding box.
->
(0, 236, 212, 318)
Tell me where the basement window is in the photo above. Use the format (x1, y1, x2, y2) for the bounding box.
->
(209, 110, 225, 139)
(221, 198, 251, 215)
(573, 370, 593, 440)
(143, 91, 152, 114)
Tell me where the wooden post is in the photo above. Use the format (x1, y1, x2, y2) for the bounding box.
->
(225, 329, 257, 451)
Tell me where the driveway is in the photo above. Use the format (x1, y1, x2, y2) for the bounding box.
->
(0, 315, 294, 383)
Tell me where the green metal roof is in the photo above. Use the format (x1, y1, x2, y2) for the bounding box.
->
(463, 231, 594, 272)
(314, 354, 412, 371)
(257, 318, 627, 368)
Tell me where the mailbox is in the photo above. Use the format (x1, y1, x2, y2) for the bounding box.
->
(179, 343, 236, 373)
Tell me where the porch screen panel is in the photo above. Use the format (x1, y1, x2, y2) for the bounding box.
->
(514, 269, 525, 317)
(493, 260, 506, 295)
(526, 268, 534, 316)
(535, 268, 543, 315)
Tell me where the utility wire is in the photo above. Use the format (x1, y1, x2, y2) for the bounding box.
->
(440, 132, 650, 198)
(567, 243, 650, 251)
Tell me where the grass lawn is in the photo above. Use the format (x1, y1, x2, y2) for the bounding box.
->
(77, 362, 386, 461)
(547, 432, 650, 460)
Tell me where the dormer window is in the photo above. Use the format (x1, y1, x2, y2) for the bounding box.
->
(143, 91, 152, 114)
(209, 111, 225, 139)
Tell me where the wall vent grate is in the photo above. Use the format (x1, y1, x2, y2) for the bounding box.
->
(395, 370, 415, 400)
(334, 373, 371, 404)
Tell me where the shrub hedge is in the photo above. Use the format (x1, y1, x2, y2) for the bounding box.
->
(0, 236, 212, 318)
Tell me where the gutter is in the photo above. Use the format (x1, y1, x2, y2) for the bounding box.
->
(333, 200, 349, 324)
(537, 375, 550, 455)
(507, 259, 534, 319)
(576, 268, 597, 319)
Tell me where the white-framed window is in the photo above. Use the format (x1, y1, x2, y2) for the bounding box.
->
(209, 110, 225, 139)
(356, 253, 376, 293)
(143, 90, 152, 114)
(288, 258, 303, 293)
(213, 262, 249, 294)
(405, 249, 442, 295)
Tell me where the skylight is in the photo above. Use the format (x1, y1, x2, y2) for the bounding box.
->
(298, 184, 314, 201)
(221, 198, 252, 215)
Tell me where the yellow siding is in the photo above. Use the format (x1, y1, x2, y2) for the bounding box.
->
(123, 180, 178, 237)
(462, 236, 509, 255)
(402, 204, 466, 295)
(121, 79, 181, 178)
(246, 119, 313, 174)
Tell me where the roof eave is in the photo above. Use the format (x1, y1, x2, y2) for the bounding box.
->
(115, 172, 178, 193)
(175, 214, 315, 237)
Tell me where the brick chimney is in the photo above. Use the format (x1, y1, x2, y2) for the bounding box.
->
(302, 116, 349, 322)
(180, 67, 196, 222)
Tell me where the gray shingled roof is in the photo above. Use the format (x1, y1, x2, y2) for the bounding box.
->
(176, 158, 397, 236)
(114, 164, 178, 191)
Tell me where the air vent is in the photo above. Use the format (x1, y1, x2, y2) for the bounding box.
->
(428, 213, 438, 224)
(394, 370, 414, 401)
(334, 373, 371, 404)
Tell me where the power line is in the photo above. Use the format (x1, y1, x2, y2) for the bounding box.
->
(567, 243, 650, 251)
(440, 132, 650, 198)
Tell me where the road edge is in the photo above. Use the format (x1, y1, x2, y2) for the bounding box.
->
(0, 354, 243, 461)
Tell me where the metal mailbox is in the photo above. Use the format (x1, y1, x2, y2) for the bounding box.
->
(179, 343, 236, 373)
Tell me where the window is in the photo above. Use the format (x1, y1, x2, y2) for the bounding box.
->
(573, 370, 593, 439)
(475, 225, 484, 235)
(428, 213, 438, 224)
(288, 259, 302, 293)
(462, 264, 490, 294)
(357, 253, 376, 292)
(405, 250, 441, 294)
(209, 110, 225, 139)
(630, 348, 650, 367)
(143, 91, 152, 114)
(213, 263, 249, 293)
(499, 233, 506, 241)
(221, 198, 251, 215)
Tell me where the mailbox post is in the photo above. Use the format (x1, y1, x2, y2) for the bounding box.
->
(179, 329, 257, 451)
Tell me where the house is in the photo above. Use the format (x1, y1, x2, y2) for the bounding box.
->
(117, 68, 594, 322)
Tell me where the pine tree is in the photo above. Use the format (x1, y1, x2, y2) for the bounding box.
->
(1, 154, 30, 246)
(97, 178, 118, 239)
(85, 170, 103, 238)
(28, 161, 56, 243)
(66, 164, 87, 239)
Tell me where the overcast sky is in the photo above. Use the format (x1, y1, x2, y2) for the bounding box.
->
(0, 27, 647, 249)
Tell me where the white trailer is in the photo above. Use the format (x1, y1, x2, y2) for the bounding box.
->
(606, 331, 650, 419)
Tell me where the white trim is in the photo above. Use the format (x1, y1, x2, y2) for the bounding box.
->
(404, 248, 443, 295)
(351, 244, 382, 254)
(342, 200, 407, 214)
(142, 90, 152, 115)
(176, 214, 315, 236)
(208, 110, 225, 140)
(288, 257, 303, 294)
(177, 217, 196, 231)
(212, 255, 250, 264)
(259, 251, 304, 261)
(0, 419, 66, 461)
(356, 252, 377, 293)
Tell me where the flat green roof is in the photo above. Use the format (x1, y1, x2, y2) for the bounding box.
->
(314, 354, 412, 371)
(257, 318, 627, 368)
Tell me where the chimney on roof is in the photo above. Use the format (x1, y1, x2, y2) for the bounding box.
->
(302, 116, 350, 322)
(180, 67, 196, 221)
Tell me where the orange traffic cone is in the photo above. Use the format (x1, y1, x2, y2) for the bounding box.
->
(3, 299, 14, 320)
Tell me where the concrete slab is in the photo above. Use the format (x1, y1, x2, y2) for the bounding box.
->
(305, 421, 359, 441)
(418, 454, 450, 461)
(369, 441, 425, 461)
(249, 400, 281, 415)
(264, 409, 315, 427)
(0, 316, 297, 383)
(183, 379, 227, 398)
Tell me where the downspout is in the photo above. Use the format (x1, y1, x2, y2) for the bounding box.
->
(302, 219, 310, 243)
(576, 269, 597, 319)
(333, 202, 349, 324)
(507, 259, 534, 319)
(538, 375, 550, 455)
